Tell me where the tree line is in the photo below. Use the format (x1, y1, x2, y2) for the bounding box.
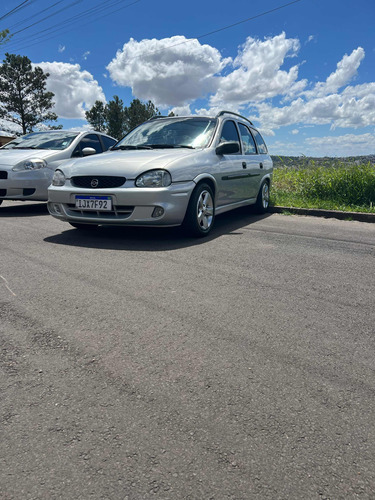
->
(0, 52, 164, 138)
(85, 97, 162, 140)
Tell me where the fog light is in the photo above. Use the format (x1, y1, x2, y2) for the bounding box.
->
(152, 206, 164, 218)
(53, 203, 62, 214)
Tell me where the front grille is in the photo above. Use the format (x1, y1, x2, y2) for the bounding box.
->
(0, 171, 8, 179)
(71, 176, 126, 189)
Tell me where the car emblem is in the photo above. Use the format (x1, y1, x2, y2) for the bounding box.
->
(91, 178, 99, 188)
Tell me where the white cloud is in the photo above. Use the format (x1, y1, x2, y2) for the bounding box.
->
(256, 84, 375, 131)
(268, 132, 375, 156)
(306, 47, 365, 98)
(82, 51, 91, 60)
(169, 105, 192, 116)
(106, 36, 230, 107)
(35, 62, 106, 119)
(58, 45, 65, 53)
(210, 33, 304, 106)
(291, 129, 299, 134)
(253, 47, 375, 132)
(305, 132, 375, 156)
(0, 119, 21, 136)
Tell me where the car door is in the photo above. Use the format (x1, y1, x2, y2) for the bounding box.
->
(237, 123, 262, 199)
(214, 120, 250, 208)
(251, 128, 273, 182)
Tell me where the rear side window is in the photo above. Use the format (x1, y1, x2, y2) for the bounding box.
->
(238, 124, 257, 154)
(252, 129, 268, 154)
(101, 135, 117, 151)
(219, 120, 240, 152)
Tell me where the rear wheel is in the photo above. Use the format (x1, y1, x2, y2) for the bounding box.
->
(69, 222, 98, 230)
(254, 180, 270, 214)
(184, 183, 215, 237)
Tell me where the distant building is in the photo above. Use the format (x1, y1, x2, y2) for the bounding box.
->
(0, 135, 15, 147)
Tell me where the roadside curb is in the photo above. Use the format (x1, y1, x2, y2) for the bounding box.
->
(269, 206, 375, 223)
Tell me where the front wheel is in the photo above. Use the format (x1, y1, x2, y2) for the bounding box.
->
(183, 183, 215, 237)
(254, 180, 270, 214)
(69, 222, 98, 230)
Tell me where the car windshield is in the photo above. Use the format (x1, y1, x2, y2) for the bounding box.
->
(2, 131, 79, 150)
(115, 118, 217, 149)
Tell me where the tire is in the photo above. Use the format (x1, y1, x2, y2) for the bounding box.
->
(184, 183, 215, 237)
(69, 222, 99, 230)
(254, 180, 270, 214)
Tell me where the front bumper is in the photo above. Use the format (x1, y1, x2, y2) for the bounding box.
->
(0, 168, 53, 201)
(48, 180, 196, 226)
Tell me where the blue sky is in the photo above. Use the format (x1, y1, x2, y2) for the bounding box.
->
(1, 0, 374, 156)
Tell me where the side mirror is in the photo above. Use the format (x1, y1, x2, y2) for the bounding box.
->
(82, 147, 97, 156)
(215, 141, 240, 155)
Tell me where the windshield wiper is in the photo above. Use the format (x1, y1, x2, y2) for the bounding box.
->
(144, 144, 195, 149)
(111, 145, 152, 150)
(9, 146, 39, 149)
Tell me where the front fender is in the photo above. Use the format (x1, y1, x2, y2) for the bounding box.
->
(192, 173, 218, 194)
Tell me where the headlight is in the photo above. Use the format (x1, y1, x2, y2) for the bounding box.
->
(12, 158, 47, 172)
(135, 169, 172, 187)
(52, 169, 66, 186)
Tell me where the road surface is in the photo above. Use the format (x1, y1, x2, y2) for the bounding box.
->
(1, 201, 375, 499)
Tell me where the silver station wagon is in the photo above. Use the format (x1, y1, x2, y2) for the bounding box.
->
(48, 112, 273, 236)
(0, 130, 116, 204)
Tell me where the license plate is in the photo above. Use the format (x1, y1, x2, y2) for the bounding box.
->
(75, 195, 112, 211)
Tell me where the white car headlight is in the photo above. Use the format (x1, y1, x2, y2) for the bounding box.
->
(135, 169, 172, 188)
(52, 169, 66, 186)
(12, 158, 47, 172)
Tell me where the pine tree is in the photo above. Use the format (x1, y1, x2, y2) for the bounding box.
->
(123, 99, 160, 133)
(0, 53, 59, 134)
(105, 95, 125, 139)
(85, 100, 107, 132)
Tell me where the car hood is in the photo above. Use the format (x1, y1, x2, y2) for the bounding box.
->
(0, 149, 58, 166)
(65, 149, 197, 178)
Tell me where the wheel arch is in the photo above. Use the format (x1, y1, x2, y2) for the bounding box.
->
(192, 173, 217, 199)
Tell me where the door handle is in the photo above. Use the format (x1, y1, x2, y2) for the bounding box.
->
(260, 162, 264, 169)
(242, 162, 247, 169)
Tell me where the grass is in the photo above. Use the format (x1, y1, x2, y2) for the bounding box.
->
(270, 160, 375, 213)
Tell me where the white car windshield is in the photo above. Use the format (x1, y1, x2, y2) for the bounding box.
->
(115, 118, 217, 150)
(3, 131, 79, 150)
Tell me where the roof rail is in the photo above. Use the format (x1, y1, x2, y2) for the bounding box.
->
(215, 110, 253, 126)
(148, 115, 169, 121)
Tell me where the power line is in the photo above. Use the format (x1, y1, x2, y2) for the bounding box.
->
(3, 0, 140, 52)
(0, 0, 35, 22)
(7, 1, 64, 30)
(115, 0, 304, 63)
(11, 0, 84, 36)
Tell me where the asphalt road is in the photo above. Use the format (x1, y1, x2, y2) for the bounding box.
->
(1, 201, 375, 499)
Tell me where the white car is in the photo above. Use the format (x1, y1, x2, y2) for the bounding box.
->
(0, 130, 117, 205)
(48, 112, 273, 237)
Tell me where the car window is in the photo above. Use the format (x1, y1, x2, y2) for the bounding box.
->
(117, 118, 216, 149)
(219, 121, 240, 152)
(251, 129, 268, 154)
(238, 123, 257, 155)
(2, 131, 79, 150)
(101, 135, 117, 151)
(79, 134, 103, 154)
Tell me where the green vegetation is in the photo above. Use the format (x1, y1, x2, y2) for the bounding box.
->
(0, 53, 59, 134)
(270, 158, 375, 213)
(85, 97, 161, 139)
